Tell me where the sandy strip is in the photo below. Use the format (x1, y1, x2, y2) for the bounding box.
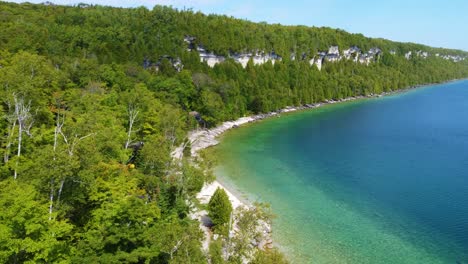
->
(196, 180, 245, 209)
(172, 116, 259, 210)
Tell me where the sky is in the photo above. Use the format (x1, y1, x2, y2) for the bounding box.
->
(6, 0, 468, 51)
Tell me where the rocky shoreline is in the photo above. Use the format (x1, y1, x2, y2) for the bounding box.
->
(184, 80, 456, 158)
(180, 81, 457, 259)
(178, 81, 455, 160)
(180, 93, 394, 257)
(185, 93, 388, 157)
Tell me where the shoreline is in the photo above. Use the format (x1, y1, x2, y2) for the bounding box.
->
(187, 78, 468, 160)
(184, 79, 468, 210)
(181, 78, 467, 255)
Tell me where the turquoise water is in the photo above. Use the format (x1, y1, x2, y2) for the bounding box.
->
(215, 80, 468, 263)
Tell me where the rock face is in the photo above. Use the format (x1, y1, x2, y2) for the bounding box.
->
(343, 46, 360, 60)
(441, 54, 465, 62)
(183, 35, 467, 70)
(359, 53, 372, 65)
(185, 36, 284, 68)
(252, 52, 282, 66)
(405, 51, 412, 60)
(416, 51, 429, 58)
(312, 52, 326, 70)
(232, 52, 282, 68)
(328, 45, 340, 55)
(325, 53, 340, 62)
(369, 47, 382, 56)
(197, 47, 226, 67)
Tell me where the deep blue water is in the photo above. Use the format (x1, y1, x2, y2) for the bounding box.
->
(216, 80, 468, 263)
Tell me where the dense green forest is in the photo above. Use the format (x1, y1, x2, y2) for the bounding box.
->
(0, 1, 468, 263)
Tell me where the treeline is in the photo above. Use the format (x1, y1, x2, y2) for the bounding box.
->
(0, 1, 468, 263)
(1, 2, 468, 126)
(2, 2, 468, 61)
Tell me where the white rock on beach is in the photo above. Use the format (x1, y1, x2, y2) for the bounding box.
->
(197, 180, 245, 210)
(188, 116, 255, 156)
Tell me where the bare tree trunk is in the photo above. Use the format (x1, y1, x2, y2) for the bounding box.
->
(53, 113, 62, 154)
(57, 130, 93, 204)
(12, 95, 34, 180)
(14, 123, 22, 180)
(125, 104, 139, 149)
(4, 119, 16, 163)
(48, 178, 54, 221)
(170, 239, 185, 260)
(57, 179, 65, 205)
(49, 110, 64, 221)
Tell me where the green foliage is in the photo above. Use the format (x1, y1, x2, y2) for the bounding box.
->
(228, 203, 275, 262)
(209, 240, 226, 264)
(0, 1, 466, 127)
(251, 249, 289, 264)
(182, 138, 192, 158)
(181, 161, 207, 196)
(0, 180, 73, 263)
(139, 134, 171, 176)
(0, 2, 467, 263)
(208, 188, 233, 233)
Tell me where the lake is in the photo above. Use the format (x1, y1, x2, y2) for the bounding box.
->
(215, 80, 468, 263)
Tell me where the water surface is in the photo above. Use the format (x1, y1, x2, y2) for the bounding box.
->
(215, 80, 468, 263)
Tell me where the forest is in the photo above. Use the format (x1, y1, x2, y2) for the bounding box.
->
(1, 1, 468, 263)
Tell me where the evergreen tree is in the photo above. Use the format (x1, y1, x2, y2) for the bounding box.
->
(208, 188, 233, 230)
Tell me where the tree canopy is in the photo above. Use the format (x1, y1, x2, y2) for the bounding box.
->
(208, 187, 233, 231)
(0, 2, 468, 263)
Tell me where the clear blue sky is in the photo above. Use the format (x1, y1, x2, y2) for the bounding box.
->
(6, 0, 468, 51)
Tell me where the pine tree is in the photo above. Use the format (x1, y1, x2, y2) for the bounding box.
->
(208, 187, 233, 228)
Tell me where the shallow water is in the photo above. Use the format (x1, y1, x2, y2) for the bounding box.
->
(215, 80, 468, 263)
